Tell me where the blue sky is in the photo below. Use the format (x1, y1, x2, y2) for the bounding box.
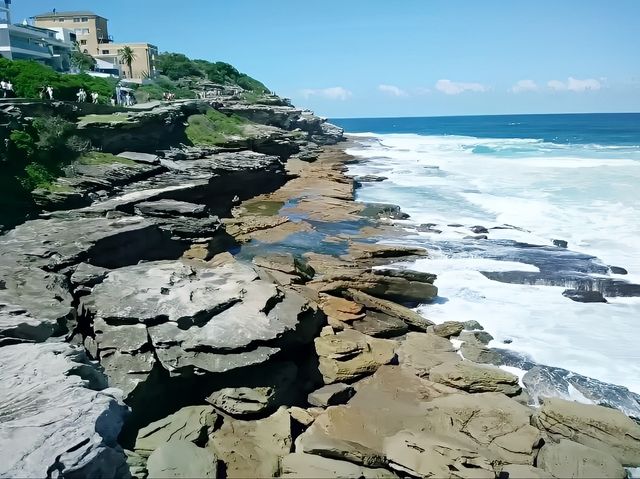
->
(14, 0, 640, 118)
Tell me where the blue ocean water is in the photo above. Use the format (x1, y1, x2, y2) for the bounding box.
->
(330, 113, 640, 404)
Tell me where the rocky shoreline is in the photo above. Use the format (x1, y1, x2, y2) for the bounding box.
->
(1, 97, 639, 478)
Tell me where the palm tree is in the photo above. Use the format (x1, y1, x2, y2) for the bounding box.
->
(119, 46, 137, 79)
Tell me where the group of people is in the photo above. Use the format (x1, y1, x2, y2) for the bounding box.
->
(113, 85, 136, 106)
(163, 92, 176, 101)
(1, 79, 15, 98)
(75, 88, 100, 104)
(39, 86, 55, 100)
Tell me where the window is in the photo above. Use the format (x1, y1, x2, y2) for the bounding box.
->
(102, 50, 109, 54)
(81, 17, 89, 22)
(73, 17, 80, 23)
(58, 17, 66, 22)
(80, 39, 87, 45)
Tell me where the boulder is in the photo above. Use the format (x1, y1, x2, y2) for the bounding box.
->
(562, 289, 607, 303)
(552, 239, 568, 248)
(534, 397, 640, 465)
(209, 407, 291, 478)
(147, 441, 217, 478)
(432, 320, 465, 338)
(344, 289, 434, 331)
(0, 342, 128, 478)
(459, 331, 502, 365)
(308, 383, 355, 407)
(471, 225, 489, 234)
(289, 407, 316, 427)
(346, 243, 427, 261)
(314, 329, 396, 383)
(537, 440, 625, 478)
(253, 253, 315, 281)
(610, 266, 628, 275)
(397, 332, 461, 376)
(135, 406, 218, 457)
(296, 433, 388, 469)
(429, 360, 521, 396)
(351, 311, 408, 338)
(280, 453, 396, 478)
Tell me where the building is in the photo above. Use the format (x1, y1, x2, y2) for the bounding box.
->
(0, 2, 75, 71)
(33, 10, 157, 81)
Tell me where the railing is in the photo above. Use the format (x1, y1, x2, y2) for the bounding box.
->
(9, 36, 52, 55)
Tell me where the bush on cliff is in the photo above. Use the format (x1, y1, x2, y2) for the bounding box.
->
(156, 53, 269, 93)
(185, 108, 248, 146)
(134, 75, 196, 102)
(0, 58, 116, 101)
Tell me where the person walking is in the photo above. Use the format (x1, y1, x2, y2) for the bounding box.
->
(76, 89, 83, 103)
(39, 86, 46, 100)
(110, 92, 117, 106)
(47, 86, 54, 100)
(0, 79, 6, 98)
(5, 81, 13, 98)
(91, 92, 99, 104)
(125, 92, 131, 106)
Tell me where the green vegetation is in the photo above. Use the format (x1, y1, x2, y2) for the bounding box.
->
(77, 151, 135, 166)
(156, 53, 269, 93)
(77, 113, 133, 125)
(134, 75, 196, 102)
(185, 108, 248, 146)
(119, 46, 137, 79)
(70, 47, 97, 73)
(0, 58, 117, 101)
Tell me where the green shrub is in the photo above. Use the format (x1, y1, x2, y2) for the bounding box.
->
(8, 130, 36, 160)
(32, 116, 76, 152)
(21, 162, 56, 190)
(185, 108, 248, 146)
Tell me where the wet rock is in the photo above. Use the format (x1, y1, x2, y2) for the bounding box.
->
(552, 239, 568, 248)
(432, 320, 465, 338)
(610, 265, 628, 275)
(346, 243, 427, 261)
(135, 405, 218, 458)
(459, 330, 502, 365)
(147, 441, 217, 479)
(308, 383, 355, 407)
(353, 174, 388, 184)
(134, 199, 208, 218)
(537, 439, 625, 479)
(562, 289, 607, 303)
(534, 397, 640, 465)
(280, 453, 396, 478)
(319, 294, 365, 322)
(429, 360, 521, 396)
(397, 332, 461, 376)
(209, 407, 291, 478)
(463, 320, 484, 330)
(464, 234, 488, 240)
(0, 342, 128, 478)
(314, 329, 396, 384)
(360, 203, 410, 220)
(344, 289, 434, 331)
(351, 310, 408, 338)
(471, 225, 489, 234)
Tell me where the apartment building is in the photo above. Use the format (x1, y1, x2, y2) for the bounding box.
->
(0, 2, 75, 71)
(33, 10, 157, 80)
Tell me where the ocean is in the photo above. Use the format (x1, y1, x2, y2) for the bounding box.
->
(332, 113, 640, 413)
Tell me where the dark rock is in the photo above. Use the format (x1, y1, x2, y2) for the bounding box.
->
(360, 203, 410, 220)
(471, 225, 489, 234)
(432, 321, 465, 338)
(464, 234, 488, 240)
(351, 310, 409, 338)
(253, 253, 315, 282)
(610, 266, 628, 275)
(353, 175, 387, 185)
(308, 383, 355, 407)
(553, 239, 568, 248)
(372, 268, 436, 284)
(562, 289, 607, 303)
(70, 263, 110, 287)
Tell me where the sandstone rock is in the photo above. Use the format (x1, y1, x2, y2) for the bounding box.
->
(314, 329, 396, 383)
(147, 441, 217, 478)
(83, 260, 323, 377)
(209, 407, 291, 478)
(534, 397, 640, 465)
(134, 199, 208, 218)
(280, 453, 396, 478)
(125, 449, 148, 479)
(397, 332, 461, 376)
(253, 253, 315, 281)
(346, 243, 427, 260)
(537, 440, 625, 478)
(319, 294, 364, 322)
(463, 320, 484, 330)
(459, 331, 502, 365)
(308, 383, 355, 407)
(135, 406, 218, 457)
(351, 311, 408, 338)
(297, 433, 387, 469)
(429, 360, 521, 396)
(344, 289, 434, 331)
(499, 464, 554, 478)
(432, 320, 465, 338)
(289, 407, 316, 427)
(0, 342, 128, 478)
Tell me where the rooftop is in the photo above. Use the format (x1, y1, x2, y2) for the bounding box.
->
(32, 11, 106, 19)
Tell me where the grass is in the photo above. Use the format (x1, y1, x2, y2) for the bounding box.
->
(77, 113, 133, 126)
(185, 108, 249, 146)
(77, 152, 137, 166)
(39, 183, 75, 193)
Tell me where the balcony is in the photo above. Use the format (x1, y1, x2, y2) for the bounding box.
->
(97, 35, 113, 44)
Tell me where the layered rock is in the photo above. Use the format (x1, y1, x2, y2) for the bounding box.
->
(0, 342, 129, 478)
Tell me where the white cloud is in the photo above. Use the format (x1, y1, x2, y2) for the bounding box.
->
(300, 86, 352, 100)
(378, 84, 408, 97)
(435, 79, 487, 95)
(510, 79, 539, 93)
(548, 77, 601, 92)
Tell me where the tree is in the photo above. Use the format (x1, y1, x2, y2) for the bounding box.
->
(119, 46, 137, 79)
(70, 44, 96, 73)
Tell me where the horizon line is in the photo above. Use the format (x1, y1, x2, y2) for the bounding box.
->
(329, 111, 640, 120)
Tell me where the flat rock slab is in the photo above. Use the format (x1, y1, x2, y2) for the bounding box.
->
(280, 453, 397, 478)
(537, 439, 625, 478)
(134, 199, 208, 217)
(0, 342, 128, 478)
(118, 151, 161, 164)
(351, 310, 408, 338)
(308, 383, 355, 407)
(429, 360, 521, 396)
(147, 440, 218, 478)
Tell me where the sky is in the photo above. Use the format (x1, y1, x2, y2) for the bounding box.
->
(13, 0, 640, 118)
